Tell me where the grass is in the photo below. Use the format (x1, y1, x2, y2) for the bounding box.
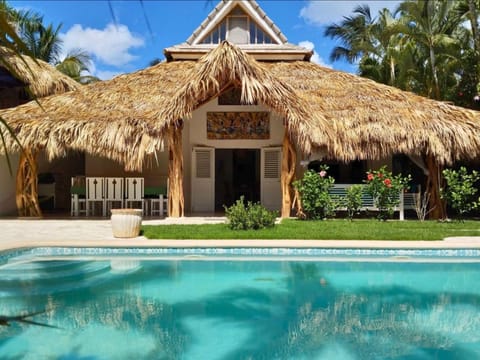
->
(142, 219, 480, 241)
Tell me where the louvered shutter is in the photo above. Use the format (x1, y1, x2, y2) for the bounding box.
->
(261, 147, 282, 210)
(191, 147, 215, 212)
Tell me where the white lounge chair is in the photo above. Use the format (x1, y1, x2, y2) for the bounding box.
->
(86, 177, 105, 216)
(104, 177, 124, 215)
(125, 177, 145, 215)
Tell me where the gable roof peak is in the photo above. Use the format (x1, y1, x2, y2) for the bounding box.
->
(186, 0, 288, 46)
(165, 0, 312, 62)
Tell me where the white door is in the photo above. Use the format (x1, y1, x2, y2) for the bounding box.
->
(261, 147, 282, 211)
(191, 147, 215, 212)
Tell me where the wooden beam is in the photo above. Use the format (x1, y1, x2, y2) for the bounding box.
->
(167, 121, 185, 217)
(281, 129, 296, 218)
(15, 149, 42, 217)
(425, 154, 446, 220)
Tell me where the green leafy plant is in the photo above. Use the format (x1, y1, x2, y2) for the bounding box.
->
(441, 167, 480, 221)
(224, 196, 277, 230)
(343, 185, 364, 220)
(293, 166, 338, 220)
(364, 166, 411, 221)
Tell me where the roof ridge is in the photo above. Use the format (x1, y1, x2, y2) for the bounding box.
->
(186, 0, 288, 45)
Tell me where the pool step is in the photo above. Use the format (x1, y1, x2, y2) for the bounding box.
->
(0, 260, 114, 296)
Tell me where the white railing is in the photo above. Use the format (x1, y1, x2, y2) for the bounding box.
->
(329, 184, 420, 220)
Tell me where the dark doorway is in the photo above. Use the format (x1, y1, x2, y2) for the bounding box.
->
(215, 149, 260, 211)
(308, 160, 367, 183)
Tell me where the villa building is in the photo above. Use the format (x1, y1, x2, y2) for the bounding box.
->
(2, 0, 480, 218)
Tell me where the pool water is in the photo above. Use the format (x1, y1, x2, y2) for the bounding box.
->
(0, 256, 479, 359)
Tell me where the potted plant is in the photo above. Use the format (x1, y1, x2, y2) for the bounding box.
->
(110, 208, 143, 238)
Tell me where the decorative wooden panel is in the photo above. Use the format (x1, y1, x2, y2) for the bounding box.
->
(207, 112, 269, 139)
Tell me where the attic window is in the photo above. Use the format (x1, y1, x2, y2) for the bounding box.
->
(218, 88, 242, 105)
(218, 88, 258, 106)
(200, 6, 274, 45)
(249, 22, 272, 44)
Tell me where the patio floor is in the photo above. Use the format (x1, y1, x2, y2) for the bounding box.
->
(1, 217, 480, 252)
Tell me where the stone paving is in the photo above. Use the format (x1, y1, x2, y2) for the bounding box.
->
(1, 217, 480, 251)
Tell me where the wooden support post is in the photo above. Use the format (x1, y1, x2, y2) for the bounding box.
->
(15, 149, 42, 217)
(425, 154, 446, 220)
(167, 122, 184, 217)
(281, 129, 296, 218)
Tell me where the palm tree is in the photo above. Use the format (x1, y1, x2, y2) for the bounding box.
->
(325, 5, 407, 88)
(396, 0, 463, 100)
(25, 22, 63, 63)
(1, 0, 97, 84)
(457, 0, 480, 57)
(56, 49, 99, 84)
(358, 8, 406, 87)
(453, 0, 480, 107)
(324, 4, 377, 64)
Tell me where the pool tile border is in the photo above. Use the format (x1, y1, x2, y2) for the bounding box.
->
(1, 247, 479, 265)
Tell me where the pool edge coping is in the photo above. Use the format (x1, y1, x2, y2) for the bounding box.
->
(2, 237, 480, 253)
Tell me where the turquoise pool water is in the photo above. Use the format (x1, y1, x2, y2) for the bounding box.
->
(0, 249, 479, 359)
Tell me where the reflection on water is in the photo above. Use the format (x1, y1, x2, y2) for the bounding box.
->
(0, 259, 479, 359)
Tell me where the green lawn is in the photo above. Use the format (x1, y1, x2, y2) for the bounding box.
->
(142, 219, 480, 241)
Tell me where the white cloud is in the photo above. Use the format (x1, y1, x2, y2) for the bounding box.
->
(95, 70, 123, 80)
(60, 23, 144, 67)
(300, 1, 402, 26)
(298, 40, 332, 68)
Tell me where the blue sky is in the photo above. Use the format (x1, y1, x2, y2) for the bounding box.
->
(12, 0, 401, 80)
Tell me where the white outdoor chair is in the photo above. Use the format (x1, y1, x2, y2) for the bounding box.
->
(70, 176, 86, 216)
(86, 177, 105, 216)
(104, 177, 125, 215)
(147, 185, 168, 217)
(125, 177, 145, 214)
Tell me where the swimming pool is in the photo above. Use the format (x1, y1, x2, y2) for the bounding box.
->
(0, 247, 479, 359)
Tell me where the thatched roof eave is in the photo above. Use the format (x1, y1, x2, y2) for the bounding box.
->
(0, 47, 80, 98)
(266, 61, 480, 165)
(2, 42, 480, 169)
(160, 41, 332, 155)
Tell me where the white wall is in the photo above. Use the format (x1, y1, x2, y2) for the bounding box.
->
(184, 98, 284, 212)
(0, 153, 19, 216)
(188, 99, 284, 149)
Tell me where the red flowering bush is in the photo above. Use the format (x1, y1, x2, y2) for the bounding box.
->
(365, 166, 411, 220)
(293, 165, 337, 220)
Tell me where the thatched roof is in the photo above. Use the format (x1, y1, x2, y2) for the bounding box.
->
(1, 41, 480, 169)
(159, 41, 330, 154)
(0, 46, 80, 97)
(266, 61, 480, 164)
(0, 59, 191, 170)
(0, 42, 330, 169)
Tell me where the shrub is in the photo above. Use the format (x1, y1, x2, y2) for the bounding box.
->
(293, 166, 337, 220)
(441, 167, 480, 220)
(225, 196, 277, 230)
(344, 185, 364, 220)
(364, 166, 411, 221)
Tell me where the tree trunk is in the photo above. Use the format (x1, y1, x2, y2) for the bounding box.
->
(389, 56, 396, 86)
(429, 45, 441, 100)
(16, 149, 42, 217)
(167, 122, 184, 218)
(425, 154, 446, 219)
(468, 0, 480, 56)
(281, 129, 296, 218)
